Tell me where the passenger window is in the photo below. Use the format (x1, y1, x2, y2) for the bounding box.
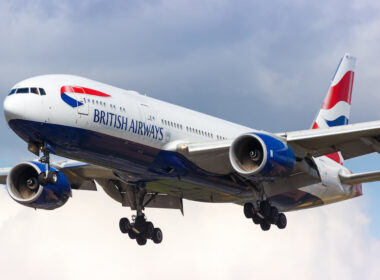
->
(39, 88, 47, 95)
(8, 89, 16, 96)
(30, 88, 38, 95)
(16, 88, 29, 94)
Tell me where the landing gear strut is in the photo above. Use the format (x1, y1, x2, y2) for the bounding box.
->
(243, 200, 287, 231)
(37, 146, 58, 186)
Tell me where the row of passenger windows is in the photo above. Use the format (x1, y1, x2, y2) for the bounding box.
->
(160, 118, 227, 140)
(186, 126, 213, 138)
(86, 98, 126, 113)
(8, 87, 46, 96)
(161, 119, 183, 130)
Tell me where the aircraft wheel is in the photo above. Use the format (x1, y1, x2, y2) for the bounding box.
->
(243, 203, 254, 218)
(38, 172, 48, 186)
(145, 222, 154, 239)
(136, 235, 147, 246)
(128, 229, 138, 239)
(268, 206, 279, 224)
(252, 213, 261, 225)
(259, 200, 271, 218)
(152, 228, 163, 244)
(260, 219, 271, 231)
(277, 213, 287, 229)
(47, 171, 58, 185)
(119, 218, 130, 234)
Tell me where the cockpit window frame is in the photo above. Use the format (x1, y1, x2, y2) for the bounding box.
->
(16, 88, 29, 94)
(39, 88, 47, 96)
(8, 89, 16, 96)
(30, 88, 39, 95)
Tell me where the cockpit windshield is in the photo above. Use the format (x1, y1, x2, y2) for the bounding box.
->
(8, 87, 46, 96)
(16, 88, 29, 94)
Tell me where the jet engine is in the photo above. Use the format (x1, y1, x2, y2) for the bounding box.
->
(6, 161, 72, 210)
(229, 132, 296, 178)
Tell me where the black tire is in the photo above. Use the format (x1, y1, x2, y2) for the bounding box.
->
(152, 228, 163, 244)
(47, 171, 58, 185)
(135, 215, 146, 232)
(128, 228, 138, 239)
(119, 218, 130, 234)
(252, 213, 261, 225)
(37, 172, 48, 186)
(269, 206, 279, 224)
(260, 219, 271, 231)
(135, 221, 147, 234)
(277, 213, 287, 229)
(144, 222, 154, 239)
(243, 203, 254, 218)
(259, 200, 271, 218)
(136, 235, 147, 246)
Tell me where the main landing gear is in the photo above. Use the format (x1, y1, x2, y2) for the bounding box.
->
(119, 214, 163, 245)
(117, 184, 163, 245)
(243, 201, 287, 231)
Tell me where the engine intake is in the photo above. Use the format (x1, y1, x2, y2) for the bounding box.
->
(6, 162, 72, 210)
(229, 132, 296, 178)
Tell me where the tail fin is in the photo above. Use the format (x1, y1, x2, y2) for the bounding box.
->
(312, 53, 356, 164)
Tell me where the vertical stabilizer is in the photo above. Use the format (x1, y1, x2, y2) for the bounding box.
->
(312, 53, 356, 164)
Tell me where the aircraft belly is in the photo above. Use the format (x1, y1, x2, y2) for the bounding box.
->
(7, 119, 250, 200)
(145, 179, 239, 203)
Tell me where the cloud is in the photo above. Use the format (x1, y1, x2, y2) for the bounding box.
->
(0, 187, 379, 280)
(1, 1, 380, 279)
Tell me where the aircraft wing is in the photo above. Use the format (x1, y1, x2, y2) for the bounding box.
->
(177, 120, 380, 184)
(0, 160, 117, 190)
(282, 120, 380, 160)
(50, 160, 117, 190)
(0, 160, 185, 211)
(0, 168, 10, 184)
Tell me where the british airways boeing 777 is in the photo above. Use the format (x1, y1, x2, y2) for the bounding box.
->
(1, 54, 379, 245)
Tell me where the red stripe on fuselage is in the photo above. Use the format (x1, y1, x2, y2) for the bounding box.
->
(60, 86, 111, 97)
(321, 71, 354, 110)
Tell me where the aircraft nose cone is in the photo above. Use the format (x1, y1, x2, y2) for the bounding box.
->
(3, 95, 24, 123)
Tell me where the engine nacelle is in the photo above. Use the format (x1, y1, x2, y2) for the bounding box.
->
(6, 161, 72, 210)
(229, 132, 296, 178)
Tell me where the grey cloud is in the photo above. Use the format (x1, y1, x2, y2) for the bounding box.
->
(1, 2, 380, 278)
(0, 187, 379, 279)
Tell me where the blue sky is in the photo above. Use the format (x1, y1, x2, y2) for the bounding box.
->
(1, 0, 380, 278)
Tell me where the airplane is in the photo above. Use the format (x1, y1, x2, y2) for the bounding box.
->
(1, 53, 380, 246)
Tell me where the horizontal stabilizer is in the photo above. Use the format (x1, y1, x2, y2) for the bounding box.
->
(339, 170, 380, 185)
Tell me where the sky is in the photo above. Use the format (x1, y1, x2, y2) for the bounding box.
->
(1, 0, 380, 279)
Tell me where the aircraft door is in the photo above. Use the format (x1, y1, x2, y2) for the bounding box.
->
(75, 87, 89, 115)
(139, 103, 161, 143)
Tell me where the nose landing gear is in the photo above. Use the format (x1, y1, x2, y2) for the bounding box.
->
(37, 146, 58, 186)
(244, 201, 287, 231)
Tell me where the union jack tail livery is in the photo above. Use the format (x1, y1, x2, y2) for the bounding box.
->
(312, 53, 356, 164)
